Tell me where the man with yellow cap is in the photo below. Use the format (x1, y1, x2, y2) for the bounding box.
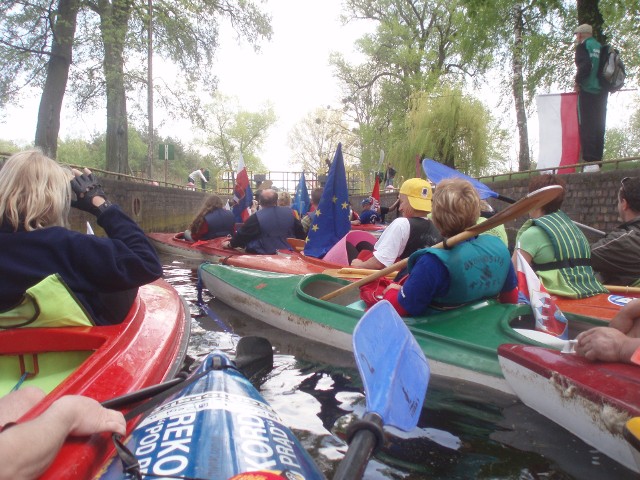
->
(351, 177, 441, 270)
(574, 23, 607, 172)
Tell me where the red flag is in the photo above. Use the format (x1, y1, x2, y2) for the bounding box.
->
(232, 154, 252, 223)
(370, 174, 380, 211)
(536, 93, 579, 174)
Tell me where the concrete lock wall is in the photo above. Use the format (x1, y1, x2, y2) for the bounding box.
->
(70, 169, 638, 249)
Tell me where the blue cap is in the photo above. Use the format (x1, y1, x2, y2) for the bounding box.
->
(361, 198, 372, 206)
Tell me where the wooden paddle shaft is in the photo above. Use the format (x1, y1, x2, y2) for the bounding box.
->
(605, 285, 640, 295)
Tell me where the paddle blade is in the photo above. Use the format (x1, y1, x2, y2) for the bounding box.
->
(235, 336, 274, 383)
(353, 300, 429, 431)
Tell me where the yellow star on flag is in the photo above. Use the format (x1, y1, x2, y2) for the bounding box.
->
(315, 209, 321, 217)
(341, 201, 348, 209)
(332, 196, 337, 203)
(312, 224, 319, 232)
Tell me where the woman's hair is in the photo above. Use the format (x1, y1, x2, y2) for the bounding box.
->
(278, 191, 291, 206)
(0, 150, 72, 231)
(189, 194, 224, 232)
(527, 174, 566, 214)
(431, 179, 480, 237)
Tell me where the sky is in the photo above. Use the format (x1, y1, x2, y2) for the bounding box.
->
(1, 1, 636, 173)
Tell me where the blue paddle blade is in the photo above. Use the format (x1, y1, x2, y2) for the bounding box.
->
(353, 300, 430, 431)
(422, 158, 497, 200)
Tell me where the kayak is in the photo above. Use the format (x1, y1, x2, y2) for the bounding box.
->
(148, 232, 344, 275)
(0, 279, 191, 479)
(626, 418, 640, 472)
(96, 351, 324, 480)
(553, 292, 638, 322)
(198, 263, 605, 395)
(498, 344, 640, 473)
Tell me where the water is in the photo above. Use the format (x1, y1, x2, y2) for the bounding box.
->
(161, 255, 636, 480)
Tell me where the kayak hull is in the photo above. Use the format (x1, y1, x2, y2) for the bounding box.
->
(199, 264, 605, 396)
(553, 292, 638, 322)
(97, 353, 324, 480)
(0, 279, 191, 479)
(498, 344, 640, 473)
(148, 232, 343, 275)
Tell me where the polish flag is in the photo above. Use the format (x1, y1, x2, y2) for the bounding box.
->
(536, 93, 579, 174)
(232, 154, 252, 223)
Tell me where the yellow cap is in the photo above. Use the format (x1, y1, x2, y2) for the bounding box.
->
(399, 178, 432, 212)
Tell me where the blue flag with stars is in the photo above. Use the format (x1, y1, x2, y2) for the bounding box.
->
(304, 143, 351, 258)
(292, 172, 310, 217)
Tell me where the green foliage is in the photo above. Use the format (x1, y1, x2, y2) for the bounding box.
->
(389, 85, 498, 179)
(199, 94, 276, 173)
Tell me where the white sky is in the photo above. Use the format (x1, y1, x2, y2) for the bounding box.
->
(1, 0, 635, 172)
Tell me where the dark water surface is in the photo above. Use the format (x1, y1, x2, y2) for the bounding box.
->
(161, 256, 635, 480)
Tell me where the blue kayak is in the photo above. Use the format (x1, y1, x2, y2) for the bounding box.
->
(97, 352, 324, 480)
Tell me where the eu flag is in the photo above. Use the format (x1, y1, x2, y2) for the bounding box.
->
(304, 143, 351, 258)
(292, 172, 310, 217)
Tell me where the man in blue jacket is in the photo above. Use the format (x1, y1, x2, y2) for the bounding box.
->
(222, 189, 305, 254)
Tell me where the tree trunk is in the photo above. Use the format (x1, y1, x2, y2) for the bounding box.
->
(100, 0, 132, 173)
(34, 0, 80, 159)
(511, 5, 530, 172)
(577, 0, 605, 44)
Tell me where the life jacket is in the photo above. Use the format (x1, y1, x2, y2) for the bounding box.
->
(526, 210, 607, 299)
(202, 209, 235, 239)
(246, 206, 296, 254)
(0, 274, 94, 329)
(400, 217, 442, 260)
(408, 235, 510, 306)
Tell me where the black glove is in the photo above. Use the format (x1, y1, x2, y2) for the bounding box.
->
(70, 173, 111, 216)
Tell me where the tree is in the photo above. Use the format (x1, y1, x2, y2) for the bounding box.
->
(1, 0, 272, 171)
(288, 107, 360, 173)
(390, 84, 499, 178)
(199, 94, 276, 173)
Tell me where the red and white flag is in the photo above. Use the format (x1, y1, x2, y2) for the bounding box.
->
(536, 93, 580, 174)
(516, 250, 569, 339)
(232, 154, 252, 223)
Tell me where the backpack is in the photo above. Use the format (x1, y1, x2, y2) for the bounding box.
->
(598, 44, 626, 92)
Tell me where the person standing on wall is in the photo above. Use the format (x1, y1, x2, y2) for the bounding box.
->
(574, 23, 607, 173)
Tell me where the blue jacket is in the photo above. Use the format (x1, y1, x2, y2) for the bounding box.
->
(0, 205, 162, 325)
(200, 209, 235, 240)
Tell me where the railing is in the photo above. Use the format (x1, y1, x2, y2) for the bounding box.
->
(478, 156, 640, 182)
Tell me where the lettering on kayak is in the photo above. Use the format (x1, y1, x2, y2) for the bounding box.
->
(238, 414, 277, 470)
(270, 425, 301, 469)
(136, 412, 197, 477)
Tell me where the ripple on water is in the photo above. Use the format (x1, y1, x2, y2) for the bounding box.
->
(160, 255, 637, 480)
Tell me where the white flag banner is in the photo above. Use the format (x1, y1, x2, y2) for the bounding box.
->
(536, 92, 580, 173)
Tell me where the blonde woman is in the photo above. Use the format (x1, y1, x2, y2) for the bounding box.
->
(0, 150, 162, 325)
(380, 178, 517, 316)
(277, 191, 300, 219)
(184, 194, 235, 241)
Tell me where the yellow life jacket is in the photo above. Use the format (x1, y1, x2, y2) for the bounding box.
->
(0, 274, 94, 328)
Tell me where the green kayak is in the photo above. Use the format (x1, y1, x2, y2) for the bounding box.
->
(199, 263, 604, 395)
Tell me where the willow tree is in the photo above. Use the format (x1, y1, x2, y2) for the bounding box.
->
(390, 85, 500, 178)
(331, 0, 494, 176)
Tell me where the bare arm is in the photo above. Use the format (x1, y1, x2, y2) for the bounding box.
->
(0, 396, 125, 479)
(351, 255, 385, 270)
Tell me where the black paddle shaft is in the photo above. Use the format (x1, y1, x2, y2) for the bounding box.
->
(333, 412, 385, 480)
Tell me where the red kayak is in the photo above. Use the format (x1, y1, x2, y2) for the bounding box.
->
(147, 232, 345, 275)
(498, 344, 640, 473)
(0, 279, 191, 479)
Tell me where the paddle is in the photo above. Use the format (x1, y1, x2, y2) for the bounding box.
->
(320, 184, 564, 301)
(605, 285, 640, 295)
(322, 268, 396, 280)
(332, 300, 430, 480)
(102, 336, 274, 410)
(422, 158, 605, 236)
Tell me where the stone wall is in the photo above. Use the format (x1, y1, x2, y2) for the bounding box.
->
(71, 169, 638, 248)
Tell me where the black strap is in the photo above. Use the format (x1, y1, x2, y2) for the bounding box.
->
(532, 257, 592, 272)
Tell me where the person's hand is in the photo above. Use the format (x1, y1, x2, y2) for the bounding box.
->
(49, 396, 126, 437)
(574, 83, 580, 92)
(575, 327, 628, 362)
(383, 283, 401, 294)
(70, 168, 110, 216)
